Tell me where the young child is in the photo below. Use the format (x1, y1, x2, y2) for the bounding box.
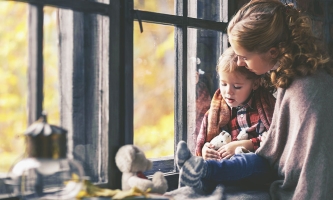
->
(196, 47, 276, 160)
(177, 47, 276, 192)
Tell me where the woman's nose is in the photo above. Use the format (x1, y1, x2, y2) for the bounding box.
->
(237, 56, 246, 66)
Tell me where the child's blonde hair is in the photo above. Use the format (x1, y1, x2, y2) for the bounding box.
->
(217, 47, 259, 80)
(217, 47, 275, 93)
(228, 0, 332, 88)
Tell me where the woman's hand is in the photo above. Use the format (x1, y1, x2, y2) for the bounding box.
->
(202, 143, 220, 160)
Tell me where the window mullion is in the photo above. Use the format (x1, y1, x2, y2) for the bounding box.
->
(28, 4, 44, 125)
(122, 0, 134, 145)
(106, 0, 126, 190)
(174, 0, 188, 168)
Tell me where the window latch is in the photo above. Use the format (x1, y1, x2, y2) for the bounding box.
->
(133, 9, 143, 33)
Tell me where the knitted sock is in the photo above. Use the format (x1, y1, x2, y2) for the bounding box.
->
(176, 140, 192, 169)
(179, 156, 207, 188)
(176, 141, 207, 188)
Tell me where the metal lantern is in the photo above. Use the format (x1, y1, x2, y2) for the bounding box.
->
(9, 113, 84, 200)
(24, 113, 67, 159)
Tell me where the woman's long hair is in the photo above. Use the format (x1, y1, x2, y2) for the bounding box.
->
(228, 0, 332, 88)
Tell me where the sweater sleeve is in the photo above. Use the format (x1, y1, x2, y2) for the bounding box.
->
(257, 71, 333, 199)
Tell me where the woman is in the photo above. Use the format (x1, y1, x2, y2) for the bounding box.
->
(176, 0, 333, 199)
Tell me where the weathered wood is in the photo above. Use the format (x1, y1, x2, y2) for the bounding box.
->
(144, 156, 175, 176)
(28, 4, 43, 125)
(106, 0, 122, 190)
(186, 0, 198, 155)
(58, 9, 85, 161)
(59, 8, 105, 182)
(134, 11, 184, 26)
(174, 0, 187, 172)
(134, 11, 228, 32)
(121, 0, 134, 145)
(98, 0, 110, 188)
(187, 18, 228, 32)
(58, 0, 131, 189)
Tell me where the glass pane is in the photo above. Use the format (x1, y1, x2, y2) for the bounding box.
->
(134, 23, 175, 159)
(134, 0, 175, 15)
(0, 1, 27, 174)
(44, 6, 60, 125)
(187, 28, 223, 154)
(188, 0, 228, 22)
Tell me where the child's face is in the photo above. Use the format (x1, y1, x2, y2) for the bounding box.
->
(219, 71, 259, 107)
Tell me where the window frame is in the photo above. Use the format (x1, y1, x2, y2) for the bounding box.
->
(1, 0, 236, 198)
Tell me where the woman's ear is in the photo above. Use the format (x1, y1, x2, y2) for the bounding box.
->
(252, 78, 260, 90)
(269, 47, 279, 59)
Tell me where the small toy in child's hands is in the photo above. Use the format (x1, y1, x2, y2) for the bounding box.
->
(210, 130, 250, 154)
(209, 130, 232, 150)
(237, 129, 249, 140)
(115, 144, 168, 194)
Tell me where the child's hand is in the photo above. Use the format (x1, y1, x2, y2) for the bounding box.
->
(217, 142, 241, 159)
(202, 143, 220, 160)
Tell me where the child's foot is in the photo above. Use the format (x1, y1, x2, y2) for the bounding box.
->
(179, 156, 205, 188)
(176, 140, 192, 169)
(176, 141, 206, 188)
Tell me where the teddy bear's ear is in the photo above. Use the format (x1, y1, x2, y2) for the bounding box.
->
(115, 145, 136, 172)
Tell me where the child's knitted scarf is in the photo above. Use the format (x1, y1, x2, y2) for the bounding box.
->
(206, 87, 275, 143)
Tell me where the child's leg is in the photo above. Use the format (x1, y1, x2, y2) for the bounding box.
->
(176, 141, 271, 190)
(205, 153, 271, 184)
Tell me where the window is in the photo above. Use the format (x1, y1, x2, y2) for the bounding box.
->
(132, 1, 232, 182)
(1, 0, 237, 197)
(133, 22, 175, 160)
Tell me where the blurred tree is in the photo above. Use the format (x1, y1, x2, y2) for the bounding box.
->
(0, 2, 28, 173)
(133, 1, 175, 158)
(0, 2, 59, 173)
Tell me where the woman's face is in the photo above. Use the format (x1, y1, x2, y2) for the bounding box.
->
(229, 39, 275, 75)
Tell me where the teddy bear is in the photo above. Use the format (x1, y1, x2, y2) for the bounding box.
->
(236, 129, 248, 140)
(209, 130, 232, 150)
(115, 144, 168, 194)
(210, 130, 250, 154)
